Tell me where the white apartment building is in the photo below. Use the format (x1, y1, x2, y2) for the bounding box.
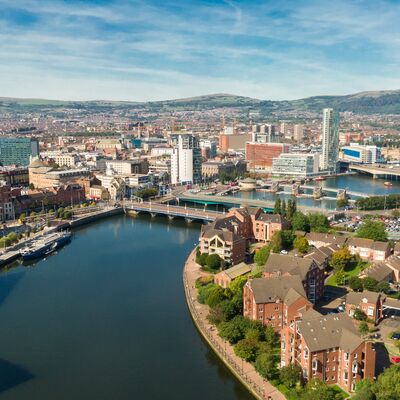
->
(341, 144, 383, 164)
(272, 153, 320, 178)
(320, 108, 340, 173)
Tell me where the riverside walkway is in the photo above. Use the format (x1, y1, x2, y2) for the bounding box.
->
(183, 250, 285, 400)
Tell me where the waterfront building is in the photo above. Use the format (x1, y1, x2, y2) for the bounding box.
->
(245, 142, 290, 171)
(281, 312, 376, 393)
(0, 137, 39, 167)
(272, 153, 319, 178)
(243, 275, 312, 331)
(320, 108, 340, 173)
(0, 183, 15, 221)
(263, 254, 325, 303)
(219, 133, 252, 152)
(341, 144, 383, 164)
(201, 160, 246, 180)
(214, 262, 252, 289)
(170, 133, 202, 184)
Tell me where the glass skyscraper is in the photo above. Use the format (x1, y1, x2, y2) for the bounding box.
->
(0, 137, 39, 166)
(320, 108, 340, 173)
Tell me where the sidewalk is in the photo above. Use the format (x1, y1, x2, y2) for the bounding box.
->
(183, 250, 285, 400)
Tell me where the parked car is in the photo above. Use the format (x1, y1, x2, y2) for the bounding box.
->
(391, 356, 400, 363)
(280, 250, 288, 255)
(391, 332, 400, 340)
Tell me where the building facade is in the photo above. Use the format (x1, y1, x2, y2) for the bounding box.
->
(0, 138, 39, 166)
(272, 153, 319, 178)
(320, 108, 340, 173)
(246, 142, 290, 171)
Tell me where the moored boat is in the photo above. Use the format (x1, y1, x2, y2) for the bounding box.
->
(384, 181, 393, 187)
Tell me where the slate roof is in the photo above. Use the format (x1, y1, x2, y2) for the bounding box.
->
(362, 263, 393, 282)
(297, 313, 362, 353)
(223, 262, 252, 280)
(264, 254, 315, 280)
(346, 290, 382, 305)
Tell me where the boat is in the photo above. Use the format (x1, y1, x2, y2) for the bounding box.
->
(315, 176, 326, 182)
(384, 181, 393, 187)
(20, 232, 72, 261)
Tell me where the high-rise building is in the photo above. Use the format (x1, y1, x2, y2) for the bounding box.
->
(293, 124, 304, 142)
(320, 108, 340, 172)
(170, 133, 202, 184)
(0, 137, 39, 166)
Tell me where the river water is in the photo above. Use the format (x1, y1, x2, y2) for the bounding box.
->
(0, 215, 253, 400)
(233, 174, 400, 210)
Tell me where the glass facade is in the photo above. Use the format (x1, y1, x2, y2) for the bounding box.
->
(0, 138, 39, 166)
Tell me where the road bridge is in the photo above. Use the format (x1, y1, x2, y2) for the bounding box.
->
(123, 200, 224, 223)
(349, 164, 400, 180)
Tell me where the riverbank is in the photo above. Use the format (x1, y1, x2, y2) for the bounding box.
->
(183, 250, 285, 400)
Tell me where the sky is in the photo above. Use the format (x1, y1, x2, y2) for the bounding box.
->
(0, 0, 400, 102)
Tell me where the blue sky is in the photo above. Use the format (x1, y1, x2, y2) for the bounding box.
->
(0, 0, 400, 101)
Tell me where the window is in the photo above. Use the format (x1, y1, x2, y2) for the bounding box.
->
(344, 352, 349, 361)
(344, 370, 348, 380)
(303, 368, 308, 379)
(367, 306, 374, 317)
(274, 305, 279, 311)
(312, 359, 318, 371)
(352, 361, 358, 373)
(304, 348, 309, 359)
(281, 341, 286, 350)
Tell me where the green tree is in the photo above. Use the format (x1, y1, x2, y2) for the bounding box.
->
(218, 315, 249, 344)
(254, 245, 271, 266)
(374, 364, 400, 400)
(293, 236, 309, 254)
(28, 183, 35, 190)
(291, 211, 310, 232)
(264, 325, 278, 348)
(349, 276, 364, 292)
(337, 197, 349, 208)
(356, 219, 388, 242)
(376, 281, 391, 294)
(353, 379, 376, 400)
(205, 286, 226, 308)
(354, 308, 367, 321)
(281, 199, 287, 217)
(206, 254, 222, 270)
(309, 213, 330, 233)
(301, 379, 338, 400)
(271, 231, 283, 253)
(363, 277, 379, 292)
(245, 328, 262, 341)
(234, 338, 259, 362)
(281, 230, 295, 250)
(329, 247, 352, 273)
(335, 269, 346, 286)
(279, 364, 301, 389)
(359, 321, 369, 336)
(274, 198, 281, 215)
(255, 353, 277, 379)
(228, 275, 248, 297)
(286, 199, 297, 220)
(196, 252, 208, 266)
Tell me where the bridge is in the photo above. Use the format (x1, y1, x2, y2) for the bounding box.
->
(122, 200, 224, 223)
(349, 164, 400, 180)
(299, 185, 370, 199)
(175, 192, 326, 213)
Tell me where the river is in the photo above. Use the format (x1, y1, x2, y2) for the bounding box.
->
(0, 215, 253, 400)
(233, 174, 400, 210)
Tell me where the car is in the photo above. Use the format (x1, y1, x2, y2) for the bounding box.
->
(337, 305, 345, 312)
(391, 356, 400, 363)
(280, 250, 288, 255)
(391, 332, 400, 340)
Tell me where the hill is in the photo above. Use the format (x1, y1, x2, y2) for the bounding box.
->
(2, 90, 400, 115)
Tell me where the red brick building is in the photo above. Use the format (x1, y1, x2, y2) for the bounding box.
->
(281, 312, 376, 393)
(245, 142, 290, 170)
(345, 291, 385, 325)
(263, 254, 325, 303)
(243, 275, 312, 331)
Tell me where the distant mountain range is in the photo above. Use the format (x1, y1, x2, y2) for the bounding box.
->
(2, 89, 400, 115)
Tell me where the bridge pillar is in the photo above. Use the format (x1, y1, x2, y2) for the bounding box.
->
(150, 213, 157, 218)
(185, 218, 193, 224)
(291, 183, 300, 196)
(168, 215, 175, 221)
(313, 187, 323, 199)
(271, 182, 279, 193)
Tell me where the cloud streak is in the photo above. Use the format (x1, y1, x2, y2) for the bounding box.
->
(0, 0, 399, 101)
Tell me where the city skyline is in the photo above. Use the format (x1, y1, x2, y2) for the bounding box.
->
(1, 0, 400, 101)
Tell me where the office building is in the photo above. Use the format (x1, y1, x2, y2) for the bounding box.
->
(170, 133, 202, 184)
(219, 133, 252, 152)
(272, 153, 319, 178)
(320, 108, 340, 172)
(0, 138, 39, 166)
(341, 144, 383, 164)
(105, 160, 149, 175)
(246, 142, 290, 171)
(293, 124, 304, 142)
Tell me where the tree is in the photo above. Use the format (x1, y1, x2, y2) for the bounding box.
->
(206, 254, 222, 270)
(294, 236, 309, 254)
(205, 286, 226, 308)
(281, 230, 295, 250)
(374, 364, 400, 400)
(274, 198, 281, 215)
(301, 379, 338, 400)
(291, 211, 310, 232)
(279, 364, 301, 389)
(359, 321, 369, 336)
(228, 275, 248, 297)
(254, 245, 271, 266)
(234, 338, 259, 362)
(264, 325, 278, 348)
(337, 197, 349, 208)
(363, 277, 379, 292)
(196, 253, 208, 266)
(354, 308, 367, 321)
(255, 353, 277, 379)
(349, 276, 364, 292)
(218, 315, 249, 344)
(281, 199, 287, 217)
(329, 247, 352, 273)
(271, 231, 283, 253)
(376, 281, 391, 294)
(356, 219, 388, 242)
(245, 328, 262, 341)
(353, 379, 376, 400)
(286, 199, 297, 220)
(309, 213, 330, 233)
(28, 183, 35, 190)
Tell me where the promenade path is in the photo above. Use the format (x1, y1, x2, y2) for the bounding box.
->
(183, 250, 285, 400)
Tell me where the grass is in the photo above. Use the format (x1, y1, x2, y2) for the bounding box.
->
(385, 342, 400, 356)
(326, 260, 370, 287)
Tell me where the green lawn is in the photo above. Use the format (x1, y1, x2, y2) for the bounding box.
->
(326, 261, 370, 287)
